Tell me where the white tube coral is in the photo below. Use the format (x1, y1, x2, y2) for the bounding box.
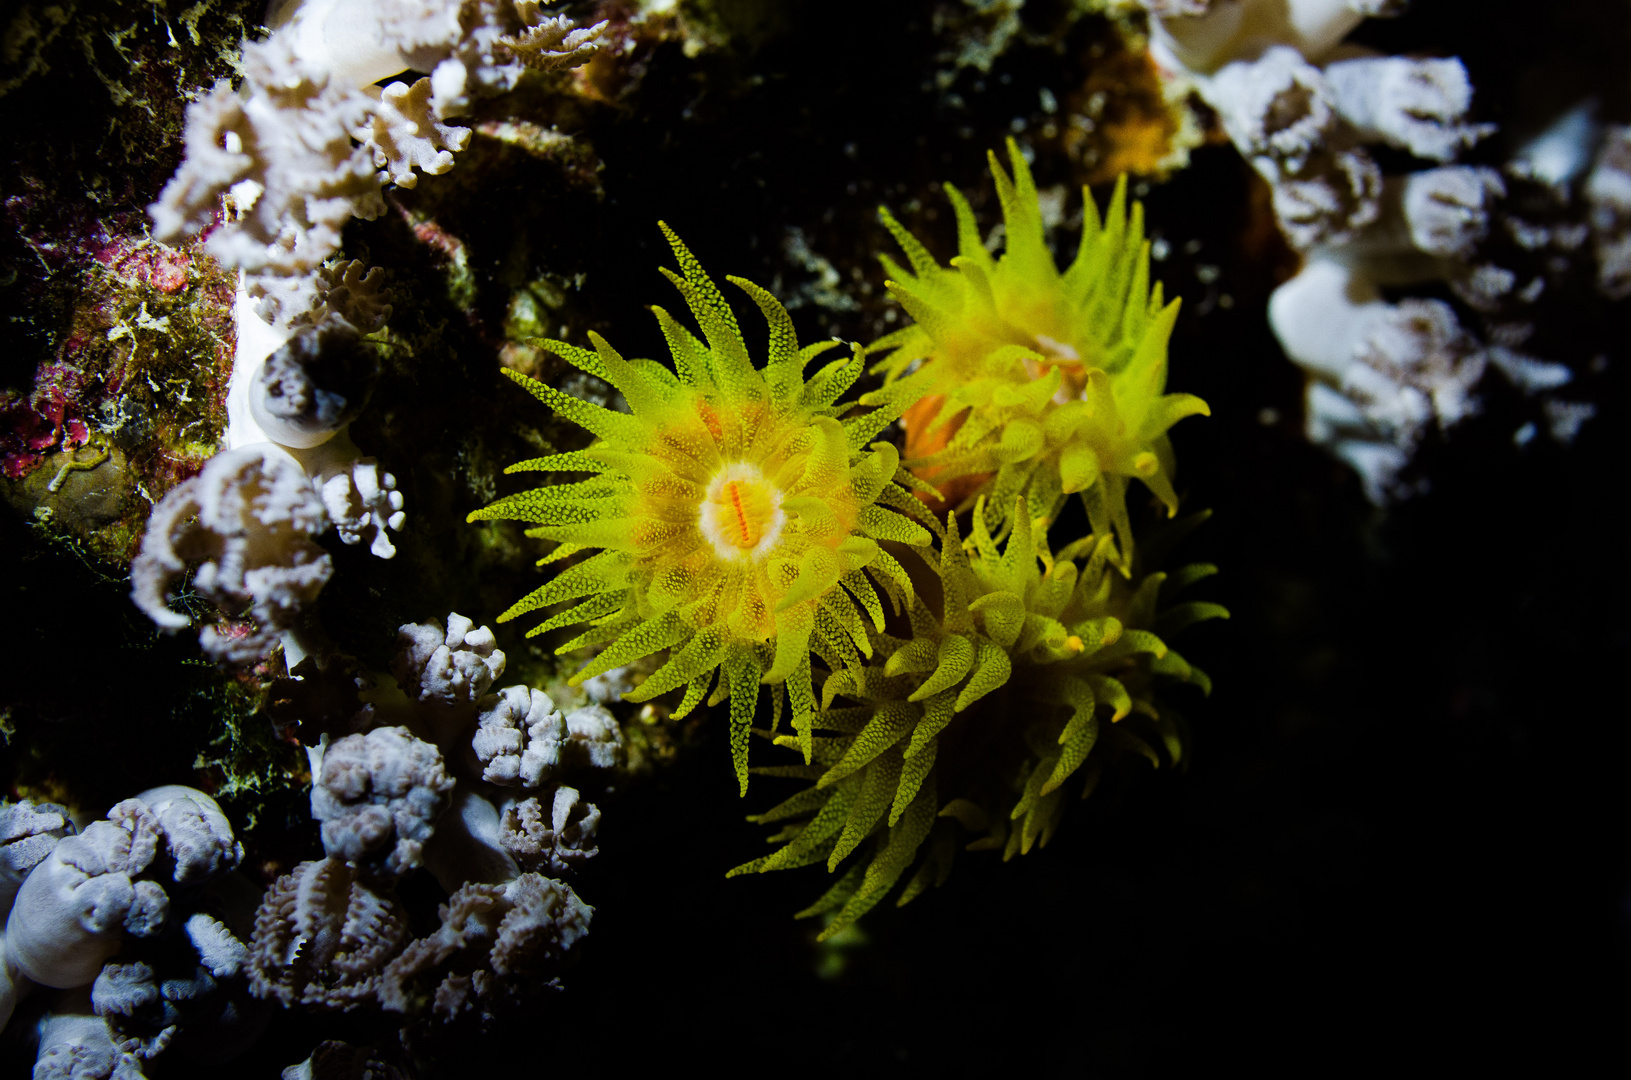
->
(33, 993, 146, 1080)
(1147, 0, 1378, 75)
(135, 786, 243, 887)
(472, 691, 624, 787)
(393, 614, 506, 714)
(1136, 0, 1586, 500)
(87, 910, 262, 1063)
(375, 871, 591, 1021)
(497, 787, 601, 876)
(311, 727, 455, 879)
(247, 318, 381, 450)
(1270, 257, 1485, 500)
(5, 801, 169, 990)
(1324, 56, 1494, 163)
(420, 787, 520, 894)
(247, 857, 410, 1009)
(1587, 126, 1631, 299)
(1, 800, 72, 914)
(129, 445, 333, 665)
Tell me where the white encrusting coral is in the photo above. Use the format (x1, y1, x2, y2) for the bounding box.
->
(247, 857, 410, 1009)
(139, 2, 609, 655)
(311, 727, 456, 879)
(1587, 126, 1631, 299)
(130, 445, 333, 665)
(5, 790, 241, 993)
(497, 786, 601, 876)
(1141, 0, 1602, 500)
(1270, 257, 1485, 500)
(393, 614, 507, 713)
(472, 690, 624, 788)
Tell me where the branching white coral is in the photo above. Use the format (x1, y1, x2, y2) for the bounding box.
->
(151, 35, 382, 324)
(316, 456, 406, 559)
(145, 0, 608, 603)
(130, 445, 333, 665)
(353, 78, 472, 189)
(503, 8, 609, 72)
(152, 0, 602, 330)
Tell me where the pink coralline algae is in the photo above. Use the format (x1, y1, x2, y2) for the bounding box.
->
(1, 361, 94, 479)
(1, 212, 234, 503)
(93, 236, 193, 296)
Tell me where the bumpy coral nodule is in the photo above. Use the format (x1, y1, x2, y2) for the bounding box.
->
(311, 727, 456, 879)
(471, 226, 935, 792)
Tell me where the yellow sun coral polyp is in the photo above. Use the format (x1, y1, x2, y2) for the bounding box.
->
(698, 462, 790, 559)
(469, 224, 933, 792)
(865, 138, 1211, 569)
(735, 496, 1227, 938)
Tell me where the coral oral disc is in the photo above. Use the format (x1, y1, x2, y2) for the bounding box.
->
(699, 461, 785, 561)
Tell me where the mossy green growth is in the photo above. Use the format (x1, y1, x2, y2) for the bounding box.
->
(470, 225, 935, 793)
(732, 497, 1226, 939)
(866, 139, 1210, 570)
